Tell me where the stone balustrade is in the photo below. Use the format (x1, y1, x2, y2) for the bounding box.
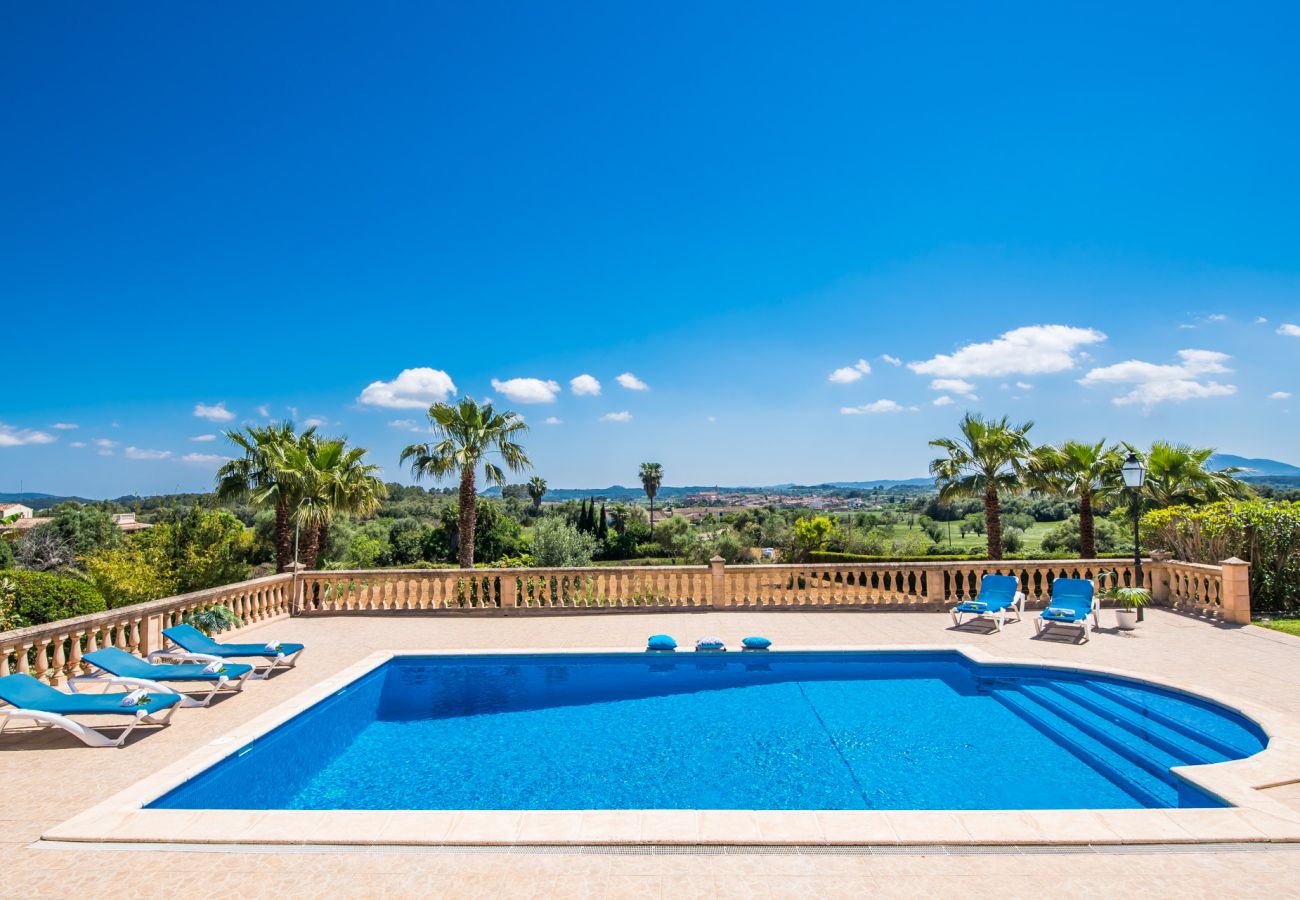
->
(0, 556, 1248, 686)
(0, 574, 294, 687)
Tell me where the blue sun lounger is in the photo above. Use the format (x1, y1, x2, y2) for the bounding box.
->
(949, 574, 1025, 632)
(1035, 577, 1100, 643)
(0, 672, 182, 748)
(73, 647, 254, 707)
(152, 624, 305, 677)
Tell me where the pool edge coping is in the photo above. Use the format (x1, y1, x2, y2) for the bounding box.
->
(41, 645, 1300, 848)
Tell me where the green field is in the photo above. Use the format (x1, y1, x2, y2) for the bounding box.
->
(873, 520, 1062, 555)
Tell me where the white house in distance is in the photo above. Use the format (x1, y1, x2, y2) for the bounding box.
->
(0, 503, 34, 521)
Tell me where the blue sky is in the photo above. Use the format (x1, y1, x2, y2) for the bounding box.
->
(3, 2, 1298, 497)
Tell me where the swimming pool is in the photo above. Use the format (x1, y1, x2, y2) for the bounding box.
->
(149, 651, 1266, 812)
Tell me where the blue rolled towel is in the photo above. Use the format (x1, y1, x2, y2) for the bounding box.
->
(695, 637, 726, 651)
(741, 636, 772, 650)
(646, 634, 677, 651)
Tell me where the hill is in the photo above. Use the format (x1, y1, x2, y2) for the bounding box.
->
(1208, 454, 1300, 477)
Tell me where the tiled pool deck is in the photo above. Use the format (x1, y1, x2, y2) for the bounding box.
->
(7, 609, 1300, 897)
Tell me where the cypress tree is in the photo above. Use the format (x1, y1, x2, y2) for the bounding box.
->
(597, 502, 608, 540)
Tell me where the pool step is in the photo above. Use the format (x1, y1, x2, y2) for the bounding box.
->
(1015, 683, 1195, 780)
(987, 688, 1170, 808)
(1036, 681, 1223, 766)
(1081, 681, 1252, 760)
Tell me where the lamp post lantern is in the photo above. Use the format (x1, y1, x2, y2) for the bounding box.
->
(1121, 452, 1147, 621)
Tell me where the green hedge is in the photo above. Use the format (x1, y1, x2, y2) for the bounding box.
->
(804, 551, 1080, 564)
(1143, 500, 1300, 615)
(0, 569, 107, 630)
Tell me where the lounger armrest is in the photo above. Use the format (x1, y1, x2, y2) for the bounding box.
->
(147, 650, 222, 665)
(1014, 591, 1026, 611)
(67, 675, 180, 696)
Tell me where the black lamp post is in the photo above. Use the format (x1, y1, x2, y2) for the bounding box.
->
(1121, 452, 1147, 621)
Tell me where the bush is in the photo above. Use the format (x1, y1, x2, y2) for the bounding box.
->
(182, 604, 241, 635)
(530, 517, 598, 568)
(1143, 500, 1300, 614)
(0, 538, 14, 570)
(0, 570, 106, 629)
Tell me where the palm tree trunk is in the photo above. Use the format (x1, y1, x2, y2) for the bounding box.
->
(649, 496, 655, 540)
(1078, 491, 1097, 558)
(301, 521, 321, 570)
(275, 503, 293, 572)
(457, 468, 477, 568)
(984, 486, 1003, 560)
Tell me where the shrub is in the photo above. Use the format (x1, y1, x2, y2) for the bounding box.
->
(1143, 500, 1300, 614)
(0, 569, 106, 629)
(182, 604, 241, 635)
(530, 517, 598, 567)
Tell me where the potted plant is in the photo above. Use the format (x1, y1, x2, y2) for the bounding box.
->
(1098, 570, 1149, 631)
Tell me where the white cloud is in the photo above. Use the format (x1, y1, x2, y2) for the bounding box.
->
(0, 424, 56, 447)
(302, 417, 328, 428)
(616, 372, 649, 391)
(840, 399, 916, 415)
(256, 404, 271, 418)
(1015, 381, 1033, 390)
(880, 354, 902, 367)
(491, 377, 561, 404)
(828, 359, 872, 384)
(125, 447, 172, 460)
(94, 438, 117, 449)
(1270, 391, 1292, 400)
(544, 416, 563, 426)
(357, 368, 457, 409)
(929, 377, 977, 396)
(1207, 313, 1227, 322)
(190, 434, 217, 442)
(1278, 323, 1300, 337)
(1079, 349, 1236, 407)
(1255, 317, 1268, 324)
(932, 396, 955, 407)
(50, 422, 78, 430)
(600, 411, 633, 422)
(69, 441, 87, 448)
(181, 452, 231, 466)
(388, 419, 423, 433)
(193, 402, 235, 422)
(97, 450, 113, 457)
(909, 325, 1106, 378)
(569, 374, 601, 396)
(706, 415, 717, 423)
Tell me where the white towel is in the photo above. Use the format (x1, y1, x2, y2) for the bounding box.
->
(119, 688, 147, 707)
(264, 640, 282, 652)
(203, 659, 224, 674)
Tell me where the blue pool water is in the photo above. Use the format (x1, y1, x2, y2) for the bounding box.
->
(150, 652, 1267, 811)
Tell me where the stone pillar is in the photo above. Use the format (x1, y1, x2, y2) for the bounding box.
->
(140, 613, 164, 656)
(1220, 557, 1251, 625)
(709, 556, 727, 608)
(500, 574, 517, 613)
(1146, 562, 1170, 606)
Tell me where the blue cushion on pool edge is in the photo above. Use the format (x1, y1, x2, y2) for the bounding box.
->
(742, 636, 771, 649)
(647, 634, 677, 651)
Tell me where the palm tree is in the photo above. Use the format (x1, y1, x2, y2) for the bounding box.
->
(216, 423, 317, 572)
(639, 462, 664, 540)
(526, 476, 548, 512)
(400, 397, 531, 568)
(1028, 440, 1124, 558)
(283, 439, 387, 569)
(1129, 442, 1248, 510)
(929, 414, 1034, 560)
